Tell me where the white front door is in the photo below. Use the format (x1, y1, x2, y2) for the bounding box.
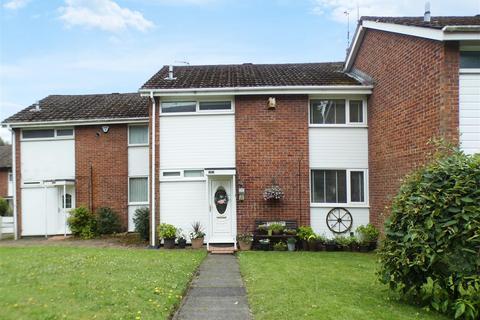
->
(210, 178, 233, 242)
(57, 186, 74, 235)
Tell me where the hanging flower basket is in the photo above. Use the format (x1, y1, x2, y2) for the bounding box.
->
(263, 184, 284, 201)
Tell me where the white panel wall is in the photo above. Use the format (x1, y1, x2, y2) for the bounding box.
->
(21, 140, 75, 181)
(459, 72, 480, 155)
(160, 181, 208, 243)
(159, 115, 235, 169)
(309, 128, 368, 168)
(311, 207, 369, 238)
(128, 147, 149, 176)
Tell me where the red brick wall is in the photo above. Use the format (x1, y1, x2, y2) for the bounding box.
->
(0, 170, 9, 198)
(352, 29, 459, 228)
(235, 95, 310, 232)
(75, 125, 129, 230)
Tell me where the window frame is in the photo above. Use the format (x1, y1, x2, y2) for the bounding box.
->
(21, 128, 75, 141)
(128, 176, 149, 205)
(128, 124, 149, 146)
(308, 97, 367, 127)
(159, 97, 235, 116)
(160, 169, 206, 181)
(310, 168, 368, 207)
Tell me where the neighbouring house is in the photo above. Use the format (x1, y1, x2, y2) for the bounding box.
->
(1, 15, 479, 248)
(0, 145, 13, 208)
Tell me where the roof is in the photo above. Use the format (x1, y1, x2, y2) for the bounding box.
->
(361, 16, 480, 30)
(0, 146, 12, 169)
(141, 62, 361, 90)
(3, 93, 149, 124)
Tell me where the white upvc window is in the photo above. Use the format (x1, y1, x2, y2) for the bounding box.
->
(21, 128, 74, 140)
(160, 97, 234, 115)
(128, 176, 149, 204)
(310, 169, 368, 206)
(309, 98, 367, 126)
(128, 124, 149, 146)
(160, 169, 205, 181)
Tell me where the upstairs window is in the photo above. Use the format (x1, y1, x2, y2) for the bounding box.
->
(460, 51, 480, 69)
(22, 128, 73, 140)
(199, 101, 231, 111)
(129, 125, 148, 145)
(161, 101, 196, 113)
(161, 100, 233, 114)
(310, 99, 365, 125)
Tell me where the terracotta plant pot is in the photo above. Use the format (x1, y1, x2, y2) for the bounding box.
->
(163, 238, 175, 249)
(191, 237, 204, 249)
(239, 241, 252, 251)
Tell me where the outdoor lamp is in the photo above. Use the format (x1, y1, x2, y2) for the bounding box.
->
(238, 182, 245, 201)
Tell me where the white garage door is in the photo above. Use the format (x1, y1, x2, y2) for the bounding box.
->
(459, 72, 480, 155)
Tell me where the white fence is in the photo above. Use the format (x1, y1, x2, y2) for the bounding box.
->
(0, 216, 14, 239)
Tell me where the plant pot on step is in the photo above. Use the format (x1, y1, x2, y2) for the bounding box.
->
(239, 241, 252, 251)
(191, 237, 204, 249)
(177, 239, 187, 249)
(163, 238, 175, 249)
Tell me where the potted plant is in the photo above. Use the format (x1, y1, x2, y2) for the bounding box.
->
(325, 238, 337, 251)
(308, 234, 317, 252)
(257, 225, 268, 235)
(336, 236, 350, 251)
(287, 237, 296, 251)
(237, 233, 253, 251)
(297, 226, 314, 251)
(263, 179, 284, 201)
(273, 241, 287, 251)
(177, 230, 187, 249)
(356, 224, 380, 251)
(190, 221, 206, 249)
(258, 238, 270, 251)
(349, 236, 359, 251)
(316, 234, 327, 251)
(285, 228, 297, 236)
(158, 223, 177, 249)
(268, 223, 285, 235)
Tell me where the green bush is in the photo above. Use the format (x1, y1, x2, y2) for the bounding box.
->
(95, 207, 121, 235)
(67, 207, 97, 239)
(158, 223, 177, 240)
(0, 197, 11, 216)
(297, 226, 315, 240)
(378, 148, 480, 320)
(356, 224, 380, 243)
(133, 207, 149, 241)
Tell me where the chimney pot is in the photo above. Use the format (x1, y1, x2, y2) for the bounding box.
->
(424, 1, 431, 22)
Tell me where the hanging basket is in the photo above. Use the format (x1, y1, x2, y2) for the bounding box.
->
(263, 185, 284, 201)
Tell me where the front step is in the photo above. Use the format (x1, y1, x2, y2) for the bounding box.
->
(208, 244, 237, 254)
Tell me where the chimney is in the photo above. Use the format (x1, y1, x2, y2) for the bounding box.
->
(165, 65, 176, 80)
(424, 1, 431, 22)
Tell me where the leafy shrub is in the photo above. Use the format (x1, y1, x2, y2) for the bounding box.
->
(67, 207, 97, 239)
(356, 224, 380, 243)
(158, 223, 177, 240)
(0, 197, 11, 216)
(297, 226, 315, 240)
(268, 223, 285, 234)
(378, 148, 480, 320)
(95, 207, 121, 235)
(273, 241, 287, 251)
(133, 207, 149, 241)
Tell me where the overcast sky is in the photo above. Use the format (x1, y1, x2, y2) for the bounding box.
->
(1, 0, 479, 142)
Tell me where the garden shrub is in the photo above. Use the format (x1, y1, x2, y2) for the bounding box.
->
(0, 197, 11, 216)
(67, 207, 97, 239)
(378, 147, 480, 320)
(133, 207, 149, 241)
(158, 223, 177, 240)
(95, 207, 122, 235)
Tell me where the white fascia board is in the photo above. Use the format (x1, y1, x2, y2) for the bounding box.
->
(2, 117, 149, 128)
(362, 20, 444, 41)
(344, 25, 365, 72)
(139, 85, 373, 97)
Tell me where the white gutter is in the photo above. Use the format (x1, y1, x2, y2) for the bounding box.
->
(9, 127, 18, 240)
(139, 85, 373, 97)
(2, 117, 149, 129)
(150, 92, 156, 247)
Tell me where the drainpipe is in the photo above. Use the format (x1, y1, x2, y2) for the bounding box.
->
(9, 127, 18, 240)
(150, 91, 156, 247)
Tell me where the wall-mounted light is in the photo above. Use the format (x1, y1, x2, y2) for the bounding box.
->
(102, 126, 109, 133)
(238, 182, 245, 202)
(267, 97, 276, 110)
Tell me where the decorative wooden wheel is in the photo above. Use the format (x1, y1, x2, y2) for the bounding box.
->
(326, 207, 353, 234)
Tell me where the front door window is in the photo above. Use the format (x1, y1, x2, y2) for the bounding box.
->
(214, 186, 228, 214)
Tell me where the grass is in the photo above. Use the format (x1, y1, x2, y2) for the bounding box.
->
(0, 246, 206, 320)
(238, 251, 448, 320)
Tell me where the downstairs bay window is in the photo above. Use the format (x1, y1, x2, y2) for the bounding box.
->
(311, 169, 367, 205)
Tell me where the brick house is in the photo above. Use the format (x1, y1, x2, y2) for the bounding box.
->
(1, 15, 479, 247)
(0, 146, 13, 205)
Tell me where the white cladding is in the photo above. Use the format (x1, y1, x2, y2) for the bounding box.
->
(459, 72, 480, 155)
(128, 145, 149, 232)
(160, 181, 208, 243)
(21, 139, 75, 181)
(311, 207, 369, 237)
(309, 128, 368, 168)
(159, 114, 235, 169)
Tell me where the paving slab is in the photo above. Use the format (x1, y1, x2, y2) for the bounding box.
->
(173, 254, 252, 320)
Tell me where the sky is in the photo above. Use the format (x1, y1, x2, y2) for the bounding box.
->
(1, 0, 479, 142)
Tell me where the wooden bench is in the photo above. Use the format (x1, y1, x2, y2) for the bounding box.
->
(253, 220, 298, 250)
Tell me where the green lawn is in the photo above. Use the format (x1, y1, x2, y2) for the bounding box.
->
(238, 251, 447, 320)
(0, 246, 206, 320)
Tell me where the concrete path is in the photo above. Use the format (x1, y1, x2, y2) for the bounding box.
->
(173, 254, 252, 320)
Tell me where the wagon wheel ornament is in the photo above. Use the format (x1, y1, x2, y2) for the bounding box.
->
(326, 207, 353, 234)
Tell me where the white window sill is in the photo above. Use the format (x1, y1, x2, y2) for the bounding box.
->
(309, 124, 368, 128)
(310, 203, 370, 209)
(128, 143, 149, 147)
(159, 111, 234, 117)
(128, 202, 149, 206)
